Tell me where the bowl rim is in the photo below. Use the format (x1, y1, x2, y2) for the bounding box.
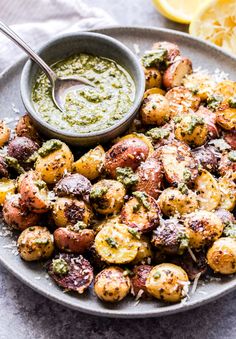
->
(20, 31, 145, 139)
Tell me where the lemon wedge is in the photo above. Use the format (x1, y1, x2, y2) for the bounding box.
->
(152, 0, 205, 24)
(189, 0, 236, 55)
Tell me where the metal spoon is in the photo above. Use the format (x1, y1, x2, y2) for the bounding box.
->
(0, 21, 93, 111)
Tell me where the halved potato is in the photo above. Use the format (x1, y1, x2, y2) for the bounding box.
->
(0, 178, 16, 205)
(116, 133, 154, 156)
(194, 169, 221, 211)
(94, 223, 139, 264)
(73, 145, 105, 180)
(218, 177, 236, 211)
(216, 104, 236, 130)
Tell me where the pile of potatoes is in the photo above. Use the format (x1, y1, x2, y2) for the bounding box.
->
(0, 41, 235, 305)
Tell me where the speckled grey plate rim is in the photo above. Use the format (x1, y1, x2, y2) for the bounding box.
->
(0, 25, 236, 318)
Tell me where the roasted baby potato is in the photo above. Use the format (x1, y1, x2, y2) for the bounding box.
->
(35, 140, 74, 184)
(194, 169, 221, 211)
(163, 57, 192, 89)
(143, 87, 166, 98)
(121, 192, 160, 233)
(152, 41, 180, 62)
(0, 178, 16, 205)
(216, 103, 236, 130)
(152, 218, 189, 255)
(7, 137, 39, 165)
(3, 194, 40, 231)
(195, 106, 219, 140)
(73, 145, 105, 180)
(0, 120, 10, 148)
(207, 237, 236, 274)
(165, 86, 200, 117)
(134, 157, 163, 199)
(144, 67, 162, 89)
(174, 113, 208, 147)
(192, 146, 218, 173)
(132, 236, 153, 264)
(19, 171, 49, 213)
(17, 226, 54, 261)
(48, 253, 93, 293)
(140, 93, 170, 126)
(52, 197, 93, 228)
(218, 177, 236, 211)
(146, 263, 189, 303)
(131, 265, 153, 298)
(184, 210, 223, 249)
(94, 266, 130, 302)
(15, 114, 41, 142)
(117, 133, 154, 155)
(218, 151, 236, 179)
(54, 226, 95, 254)
(105, 137, 149, 178)
(94, 223, 140, 264)
(160, 142, 198, 186)
(90, 179, 125, 215)
(158, 187, 198, 216)
(182, 72, 216, 101)
(223, 130, 236, 150)
(54, 173, 91, 201)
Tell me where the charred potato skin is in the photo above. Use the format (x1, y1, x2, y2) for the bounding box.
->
(144, 67, 162, 89)
(104, 138, 149, 178)
(134, 157, 163, 199)
(94, 267, 131, 302)
(160, 142, 198, 187)
(54, 173, 92, 201)
(3, 194, 40, 231)
(19, 171, 49, 213)
(54, 227, 95, 254)
(48, 253, 93, 293)
(52, 197, 93, 228)
(17, 226, 54, 261)
(131, 265, 153, 297)
(184, 211, 223, 249)
(163, 57, 193, 89)
(121, 193, 160, 233)
(158, 187, 198, 216)
(146, 263, 189, 303)
(192, 146, 218, 173)
(7, 137, 39, 165)
(207, 237, 236, 274)
(140, 93, 170, 126)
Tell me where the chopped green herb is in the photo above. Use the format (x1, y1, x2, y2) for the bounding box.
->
(38, 139, 63, 158)
(228, 96, 236, 108)
(141, 48, 168, 68)
(206, 94, 223, 111)
(35, 180, 47, 190)
(146, 127, 170, 141)
(209, 138, 231, 152)
(128, 227, 141, 239)
(133, 191, 150, 210)
(228, 150, 236, 162)
(52, 258, 69, 276)
(153, 271, 161, 279)
(105, 237, 118, 248)
(4, 156, 25, 174)
(223, 223, 236, 238)
(183, 169, 192, 183)
(123, 268, 134, 277)
(90, 186, 108, 200)
(68, 221, 87, 232)
(178, 183, 189, 195)
(178, 232, 189, 255)
(186, 115, 204, 135)
(116, 167, 138, 187)
(34, 237, 49, 245)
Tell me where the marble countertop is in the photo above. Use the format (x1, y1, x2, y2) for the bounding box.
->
(1, 1, 235, 338)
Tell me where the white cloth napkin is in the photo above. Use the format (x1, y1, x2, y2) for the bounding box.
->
(0, 0, 116, 73)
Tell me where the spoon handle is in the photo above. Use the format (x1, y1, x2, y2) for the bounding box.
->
(0, 21, 57, 84)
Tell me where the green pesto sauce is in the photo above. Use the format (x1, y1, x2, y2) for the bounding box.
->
(32, 54, 135, 133)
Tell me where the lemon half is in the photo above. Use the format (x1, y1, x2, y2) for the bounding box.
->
(152, 0, 205, 24)
(189, 0, 236, 55)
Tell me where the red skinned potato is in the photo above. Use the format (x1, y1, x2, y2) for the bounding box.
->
(15, 114, 41, 143)
(192, 146, 218, 173)
(19, 171, 50, 213)
(7, 136, 39, 165)
(134, 157, 163, 199)
(163, 57, 192, 89)
(105, 138, 149, 178)
(131, 265, 152, 298)
(223, 130, 236, 150)
(48, 253, 93, 294)
(53, 173, 91, 202)
(195, 106, 219, 140)
(3, 193, 40, 231)
(121, 192, 160, 233)
(218, 151, 236, 178)
(54, 226, 95, 254)
(160, 142, 198, 186)
(152, 41, 180, 62)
